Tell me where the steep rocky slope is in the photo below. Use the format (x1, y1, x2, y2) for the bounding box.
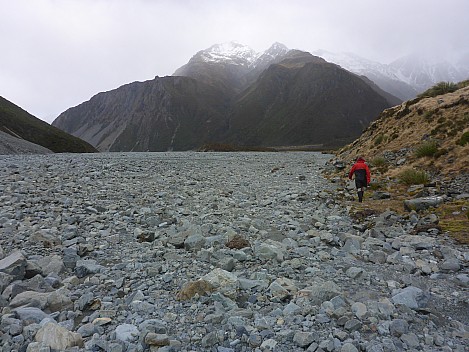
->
(53, 77, 229, 152)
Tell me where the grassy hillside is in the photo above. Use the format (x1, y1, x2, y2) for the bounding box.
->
(332, 81, 469, 243)
(337, 81, 469, 176)
(0, 96, 97, 153)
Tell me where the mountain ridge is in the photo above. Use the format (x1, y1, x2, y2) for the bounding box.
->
(53, 44, 397, 151)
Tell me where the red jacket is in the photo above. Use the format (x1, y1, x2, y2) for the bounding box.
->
(348, 158, 371, 184)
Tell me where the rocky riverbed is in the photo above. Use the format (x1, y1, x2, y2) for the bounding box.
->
(0, 152, 467, 352)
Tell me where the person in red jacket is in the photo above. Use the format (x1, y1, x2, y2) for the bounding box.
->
(348, 156, 371, 202)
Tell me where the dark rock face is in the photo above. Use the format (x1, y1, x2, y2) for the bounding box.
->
(52, 48, 397, 152)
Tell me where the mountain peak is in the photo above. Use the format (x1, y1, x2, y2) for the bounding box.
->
(191, 41, 259, 67)
(187, 42, 292, 69)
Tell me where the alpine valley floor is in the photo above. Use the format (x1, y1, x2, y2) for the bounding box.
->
(0, 152, 467, 352)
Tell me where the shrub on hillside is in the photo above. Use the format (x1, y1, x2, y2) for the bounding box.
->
(374, 134, 386, 146)
(398, 169, 430, 185)
(457, 131, 469, 146)
(415, 140, 438, 158)
(457, 80, 469, 89)
(418, 82, 458, 98)
(370, 156, 387, 168)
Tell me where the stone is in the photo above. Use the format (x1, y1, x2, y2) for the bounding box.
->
(346, 267, 364, 279)
(372, 191, 391, 200)
(260, 338, 277, 350)
(368, 250, 387, 264)
(115, 323, 139, 342)
(176, 279, 214, 300)
(400, 332, 420, 348)
(248, 334, 262, 347)
(184, 233, 206, 251)
(201, 331, 218, 348)
(226, 234, 251, 249)
(145, 333, 170, 346)
(0, 271, 13, 293)
(77, 323, 98, 337)
(341, 342, 359, 352)
(35, 255, 65, 276)
(0, 150, 467, 352)
(404, 196, 445, 211)
(75, 259, 102, 278)
(35, 322, 84, 350)
(301, 280, 341, 305)
(439, 259, 461, 272)
(269, 277, 298, 299)
(201, 268, 239, 298)
(391, 286, 428, 310)
(13, 307, 51, 324)
(351, 302, 368, 320)
(344, 319, 362, 332)
(293, 331, 318, 347)
(389, 319, 409, 337)
(256, 240, 286, 262)
(283, 302, 302, 315)
(0, 250, 27, 280)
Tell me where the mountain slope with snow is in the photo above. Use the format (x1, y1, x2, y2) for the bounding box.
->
(190, 42, 260, 67)
(53, 43, 396, 151)
(313, 50, 469, 101)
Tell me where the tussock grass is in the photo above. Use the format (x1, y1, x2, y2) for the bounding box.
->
(418, 82, 458, 98)
(415, 140, 438, 158)
(457, 131, 469, 146)
(370, 156, 387, 168)
(374, 134, 386, 146)
(436, 200, 469, 244)
(398, 168, 430, 185)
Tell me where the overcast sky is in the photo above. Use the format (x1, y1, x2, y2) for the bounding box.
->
(1, 0, 468, 123)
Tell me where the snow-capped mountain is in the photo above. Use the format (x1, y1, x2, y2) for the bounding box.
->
(194, 42, 260, 67)
(173, 42, 291, 93)
(313, 50, 469, 100)
(184, 41, 290, 70)
(389, 53, 469, 92)
(252, 42, 289, 70)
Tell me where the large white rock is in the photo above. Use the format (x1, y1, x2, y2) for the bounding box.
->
(35, 321, 83, 350)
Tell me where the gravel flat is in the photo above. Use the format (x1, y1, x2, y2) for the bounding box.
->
(0, 152, 467, 352)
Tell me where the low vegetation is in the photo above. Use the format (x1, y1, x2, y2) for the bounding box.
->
(398, 168, 430, 185)
(457, 131, 469, 146)
(436, 200, 469, 244)
(373, 134, 386, 146)
(414, 140, 439, 158)
(333, 81, 469, 245)
(418, 82, 458, 98)
(370, 156, 387, 168)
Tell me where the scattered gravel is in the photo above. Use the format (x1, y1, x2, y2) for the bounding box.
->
(0, 152, 467, 352)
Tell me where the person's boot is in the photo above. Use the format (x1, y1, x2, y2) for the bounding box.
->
(358, 191, 364, 202)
